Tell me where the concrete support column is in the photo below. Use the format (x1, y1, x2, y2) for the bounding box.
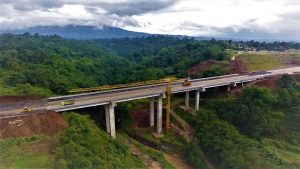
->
(157, 96, 163, 134)
(195, 90, 200, 111)
(227, 85, 231, 92)
(149, 98, 155, 127)
(109, 102, 116, 139)
(185, 91, 189, 108)
(105, 105, 110, 133)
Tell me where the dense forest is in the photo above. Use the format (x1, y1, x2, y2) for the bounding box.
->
(1, 33, 299, 96)
(0, 34, 227, 96)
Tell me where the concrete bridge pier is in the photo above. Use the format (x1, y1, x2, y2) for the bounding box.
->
(149, 98, 155, 127)
(105, 105, 110, 133)
(185, 91, 189, 108)
(227, 85, 231, 92)
(195, 90, 200, 111)
(157, 95, 163, 134)
(105, 102, 117, 139)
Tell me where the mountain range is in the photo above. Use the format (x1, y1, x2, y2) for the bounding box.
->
(1, 25, 296, 42)
(0, 25, 156, 40)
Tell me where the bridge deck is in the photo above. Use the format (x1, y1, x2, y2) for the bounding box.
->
(1, 66, 300, 116)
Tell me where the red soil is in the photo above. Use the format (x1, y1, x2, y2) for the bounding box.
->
(254, 75, 283, 89)
(293, 73, 300, 81)
(229, 59, 247, 74)
(231, 73, 300, 96)
(187, 60, 228, 75)
(289, 58, 300, 66)
(0, 96, 43, 103)
(254, 74, 300, 89)
(0, 111, 67, 139)
(128, 108, 150, 129)
(187, 59, 247, 76)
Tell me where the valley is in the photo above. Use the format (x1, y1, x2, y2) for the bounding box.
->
(1, 35, 300, 169)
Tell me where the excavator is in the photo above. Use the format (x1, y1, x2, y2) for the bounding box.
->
(23, 107, 32, 113)
(183, 79, 192, 86)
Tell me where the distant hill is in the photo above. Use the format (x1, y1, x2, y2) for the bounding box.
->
(1, 25, 298, 42)
(0, 25, 153, 39)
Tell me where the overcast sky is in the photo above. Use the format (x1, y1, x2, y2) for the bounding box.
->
(1, 0, 300, 40)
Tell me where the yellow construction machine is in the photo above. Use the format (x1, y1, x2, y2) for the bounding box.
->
(23, 107, 32, 113)
(61, 100, 75, 106)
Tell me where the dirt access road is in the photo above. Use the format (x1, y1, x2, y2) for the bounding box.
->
(164, 153, 194, 169)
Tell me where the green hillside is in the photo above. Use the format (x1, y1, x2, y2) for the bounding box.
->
(1, 35, 300, 169)
(0, 34, 226, 96)
(175, 75, 300, 169)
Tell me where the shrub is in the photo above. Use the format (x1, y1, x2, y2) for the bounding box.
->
(53, 112, 144, 169)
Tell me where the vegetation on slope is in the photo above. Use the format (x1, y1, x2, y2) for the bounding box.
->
(53, 112, 145, 169)
(92, 36, 194, 61)
(176, 107, 268, 169)
(209, 86, 278, 138)
(0, 34, 227, 96)
(1, 34, 300, 96)
(200, 65, 229, 78)
(210, 75, 300, 138)
(175, 75, 300, 169)
(2, 34, 300, 169)
(0, 135, 50, 169)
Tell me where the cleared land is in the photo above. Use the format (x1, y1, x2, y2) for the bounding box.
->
(237, 51, 300, 71)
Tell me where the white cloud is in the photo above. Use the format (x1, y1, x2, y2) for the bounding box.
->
(0, 0, 299, 40)
(126, 0, 282, 34)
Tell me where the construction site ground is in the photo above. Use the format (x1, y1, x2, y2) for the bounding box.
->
(0, 111, 67, 139)
(187, 59, 247, 76)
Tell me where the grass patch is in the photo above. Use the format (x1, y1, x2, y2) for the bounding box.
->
(263, 139, 300, 168)
(237, 51, 300, 71)
(238, 52, 283, 71)
(12, 153, 50, 169)
(0, 135, 51, 169)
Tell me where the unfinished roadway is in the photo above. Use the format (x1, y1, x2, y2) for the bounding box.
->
(1, 66, 300, 138)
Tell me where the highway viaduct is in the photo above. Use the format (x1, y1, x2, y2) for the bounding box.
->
(45, 66, 300, 139)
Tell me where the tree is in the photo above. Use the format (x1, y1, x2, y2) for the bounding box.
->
(241, 86, 276, 112)
(239, 87, 277, 137)
(279, 74, 296, 89)
(201, 65, 226, 78)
